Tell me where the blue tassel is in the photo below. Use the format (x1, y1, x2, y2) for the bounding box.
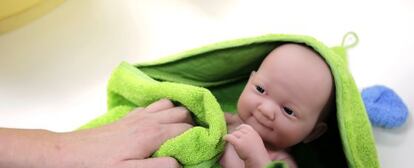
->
(361, 85, 409, 128)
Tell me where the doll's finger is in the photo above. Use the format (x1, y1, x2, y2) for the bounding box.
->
(224, 134, 238, 144)
(225, 113, 243, 125)
(224, 113, 237, 123)
(239, 124, 254, 131)
(145, 99, 175, 113)
(238, 128, 248, 134)
(235, 125, 250, 134)
(240, 124, 259, 135)
(231, 131, 243, 139)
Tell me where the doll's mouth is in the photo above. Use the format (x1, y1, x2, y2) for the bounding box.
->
(252, 112, 274, 131)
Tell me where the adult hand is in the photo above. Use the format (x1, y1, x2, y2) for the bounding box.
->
(0, 99, 193, 168)
(61, 99, 193, 168)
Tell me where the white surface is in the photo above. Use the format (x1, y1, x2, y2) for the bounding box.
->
(0, 0, 412, 167)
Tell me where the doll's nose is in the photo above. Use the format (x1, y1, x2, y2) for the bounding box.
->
(258, 102, 276, 120)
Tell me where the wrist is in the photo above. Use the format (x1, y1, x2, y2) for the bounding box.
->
(28, 129, 67, 168)
(36, 130, 65, 168)
(0, 128, 64, 168)
(55, 130, 90, 168)
(55, 128, 108, 168)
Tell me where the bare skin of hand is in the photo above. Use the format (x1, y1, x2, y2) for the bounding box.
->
(224, 124, 271, 168)
(0, 99, 193, 168)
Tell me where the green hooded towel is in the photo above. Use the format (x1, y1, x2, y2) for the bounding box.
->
(80, 32, 379, 168)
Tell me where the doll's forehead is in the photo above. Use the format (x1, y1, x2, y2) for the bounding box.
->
(260, 43, 331, 75)
(255, 43, 334, 115)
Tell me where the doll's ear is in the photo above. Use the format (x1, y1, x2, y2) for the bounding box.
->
(303, 122, 327, 143)
(362, 85, 409, 128)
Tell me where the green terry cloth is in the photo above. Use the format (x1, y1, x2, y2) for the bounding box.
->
(79, 62, 227, 167)
(80, 32, 379, 168)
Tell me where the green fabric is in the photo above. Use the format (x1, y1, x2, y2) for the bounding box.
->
(79, 62, 227, 167)
(80, 33, 379, 168)
(265, 161, 289, 168)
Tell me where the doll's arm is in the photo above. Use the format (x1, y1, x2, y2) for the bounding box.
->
(220, 142, 245, 168)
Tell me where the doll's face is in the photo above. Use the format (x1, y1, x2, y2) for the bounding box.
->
(237, 43, 333, 150)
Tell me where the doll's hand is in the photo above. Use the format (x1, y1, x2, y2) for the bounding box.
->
(224, 113, 243, 126)
(224, 113, 243, 132)
(224, 124, 271, 168)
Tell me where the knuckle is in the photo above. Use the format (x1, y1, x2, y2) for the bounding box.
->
(138, 123, 163, 136)
(176, 106, 189, 113)
(160, 98, 174, 106)
(149, 128, 165, 140)
(151, 124, 163, 133)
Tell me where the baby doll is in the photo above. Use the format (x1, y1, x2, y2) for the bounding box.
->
(219, 43, 335, 168)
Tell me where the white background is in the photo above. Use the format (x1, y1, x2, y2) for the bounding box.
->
(0, 0, 412, 167)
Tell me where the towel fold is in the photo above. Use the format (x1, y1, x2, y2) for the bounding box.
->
(80, 62, 227, 167)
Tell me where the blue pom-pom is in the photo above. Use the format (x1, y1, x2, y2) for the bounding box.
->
(361, 85, 409, 128)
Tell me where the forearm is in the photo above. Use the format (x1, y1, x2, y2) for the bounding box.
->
(0, 128, 63, 168)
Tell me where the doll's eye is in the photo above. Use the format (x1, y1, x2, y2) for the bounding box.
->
(283, 106, 295, 116)
(255, 85, 265, 94)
